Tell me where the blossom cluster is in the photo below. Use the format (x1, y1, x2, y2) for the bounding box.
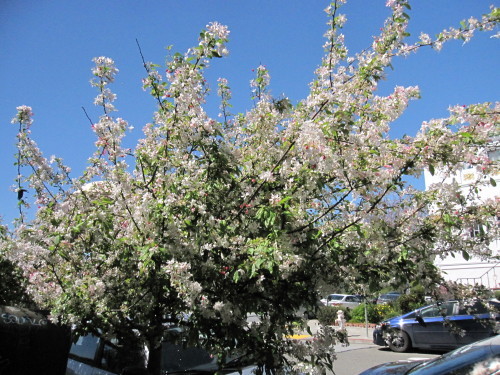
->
(11, 105, 33, 127)
(91, 56, 119, 113)
(192, 21, 230, 60)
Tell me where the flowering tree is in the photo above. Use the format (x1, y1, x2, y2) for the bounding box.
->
(4, 1, 499, 374)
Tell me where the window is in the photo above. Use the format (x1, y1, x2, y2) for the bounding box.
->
(420, 302, 456, 317)
(69, 334, 100, 361)
(469, 223, 484, 238)
(328, 295, 344, 301)
(487, 148, 499, 162)
(161, 342, 214, 372)
(420, 305, 442, 318)
(457, 301, 489, 315)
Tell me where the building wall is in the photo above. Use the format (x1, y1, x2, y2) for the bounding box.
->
(424, 150, 499, 289)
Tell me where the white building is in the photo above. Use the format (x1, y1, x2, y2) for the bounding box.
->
(424, 141, 499, 290)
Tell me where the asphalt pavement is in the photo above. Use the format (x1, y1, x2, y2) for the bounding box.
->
(294, 321, 442, 375)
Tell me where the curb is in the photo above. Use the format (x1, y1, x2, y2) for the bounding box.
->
(295, 320, 376, 345)
(347, 335, 374, 344)
(289, 334, 374, 344)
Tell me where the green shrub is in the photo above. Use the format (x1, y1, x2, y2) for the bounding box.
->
(396, 287, 426, 313)
(350, 303, 372, 323)
(350, 303, 373, 323)
(317, 306, 351, 325)
(377, 303, 399, 321)
(349, 303, 399, 324)
(495, 290, 500, 300)
(397, 294, 423, 313)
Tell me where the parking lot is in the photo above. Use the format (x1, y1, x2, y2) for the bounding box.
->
(302, 320, 442, 374)
(333, 343, 441, 375)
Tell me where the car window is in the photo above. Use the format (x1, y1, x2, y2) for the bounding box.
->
(329, 295, 344, 301)
(457, 302, 489, 315)
(100, 341, 123, 373)
(420, 302, 458, 318)
(420, 305, 443, 318)
(70, 334, 100, 361)
(345, 297, 355, 302)
(445, 302, 459, 316)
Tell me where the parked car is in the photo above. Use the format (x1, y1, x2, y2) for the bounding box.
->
(376, 292, 401, 305)
(320, 294, 362, 309)
(66, 328, 303, 375)
(373, 300, 499, 352)
(359, 334, 500, 374)
(67, 332, 246, 375)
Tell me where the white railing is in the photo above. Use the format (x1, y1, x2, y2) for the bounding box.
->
(457, 262, 500, 289)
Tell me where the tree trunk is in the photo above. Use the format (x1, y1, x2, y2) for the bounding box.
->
(147, 341, 163, 375)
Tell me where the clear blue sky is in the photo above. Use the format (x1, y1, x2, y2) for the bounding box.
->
(1, 1, 498, 227)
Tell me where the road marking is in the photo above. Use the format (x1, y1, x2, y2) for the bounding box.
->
(286, 334, 312, 340)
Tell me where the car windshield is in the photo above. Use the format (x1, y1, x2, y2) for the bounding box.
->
(162, 342, 218, 372)
(161, 330, 249, 373)
(408, 338, 499, 374)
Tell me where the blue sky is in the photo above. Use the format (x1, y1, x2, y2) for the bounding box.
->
(1, 1, 498, 227)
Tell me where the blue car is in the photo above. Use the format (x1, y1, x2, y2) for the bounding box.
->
(373, 300, 499, 352)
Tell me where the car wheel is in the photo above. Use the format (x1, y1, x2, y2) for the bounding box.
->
(388, 330, 411, 353)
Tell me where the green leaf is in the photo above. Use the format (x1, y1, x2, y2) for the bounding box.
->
(92, 197, 114, 206)
(490, 178, 497, 187)
(279, 196, 293, 205)
(462, 251, 470, 261)
(443, 213, 452, 225)
(265, 212, 276, 227)
(233, 271, 240, 283)
(460, 131, 472, 140)
(429, 164, 435, 176)
(53, 235, 62, 246)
